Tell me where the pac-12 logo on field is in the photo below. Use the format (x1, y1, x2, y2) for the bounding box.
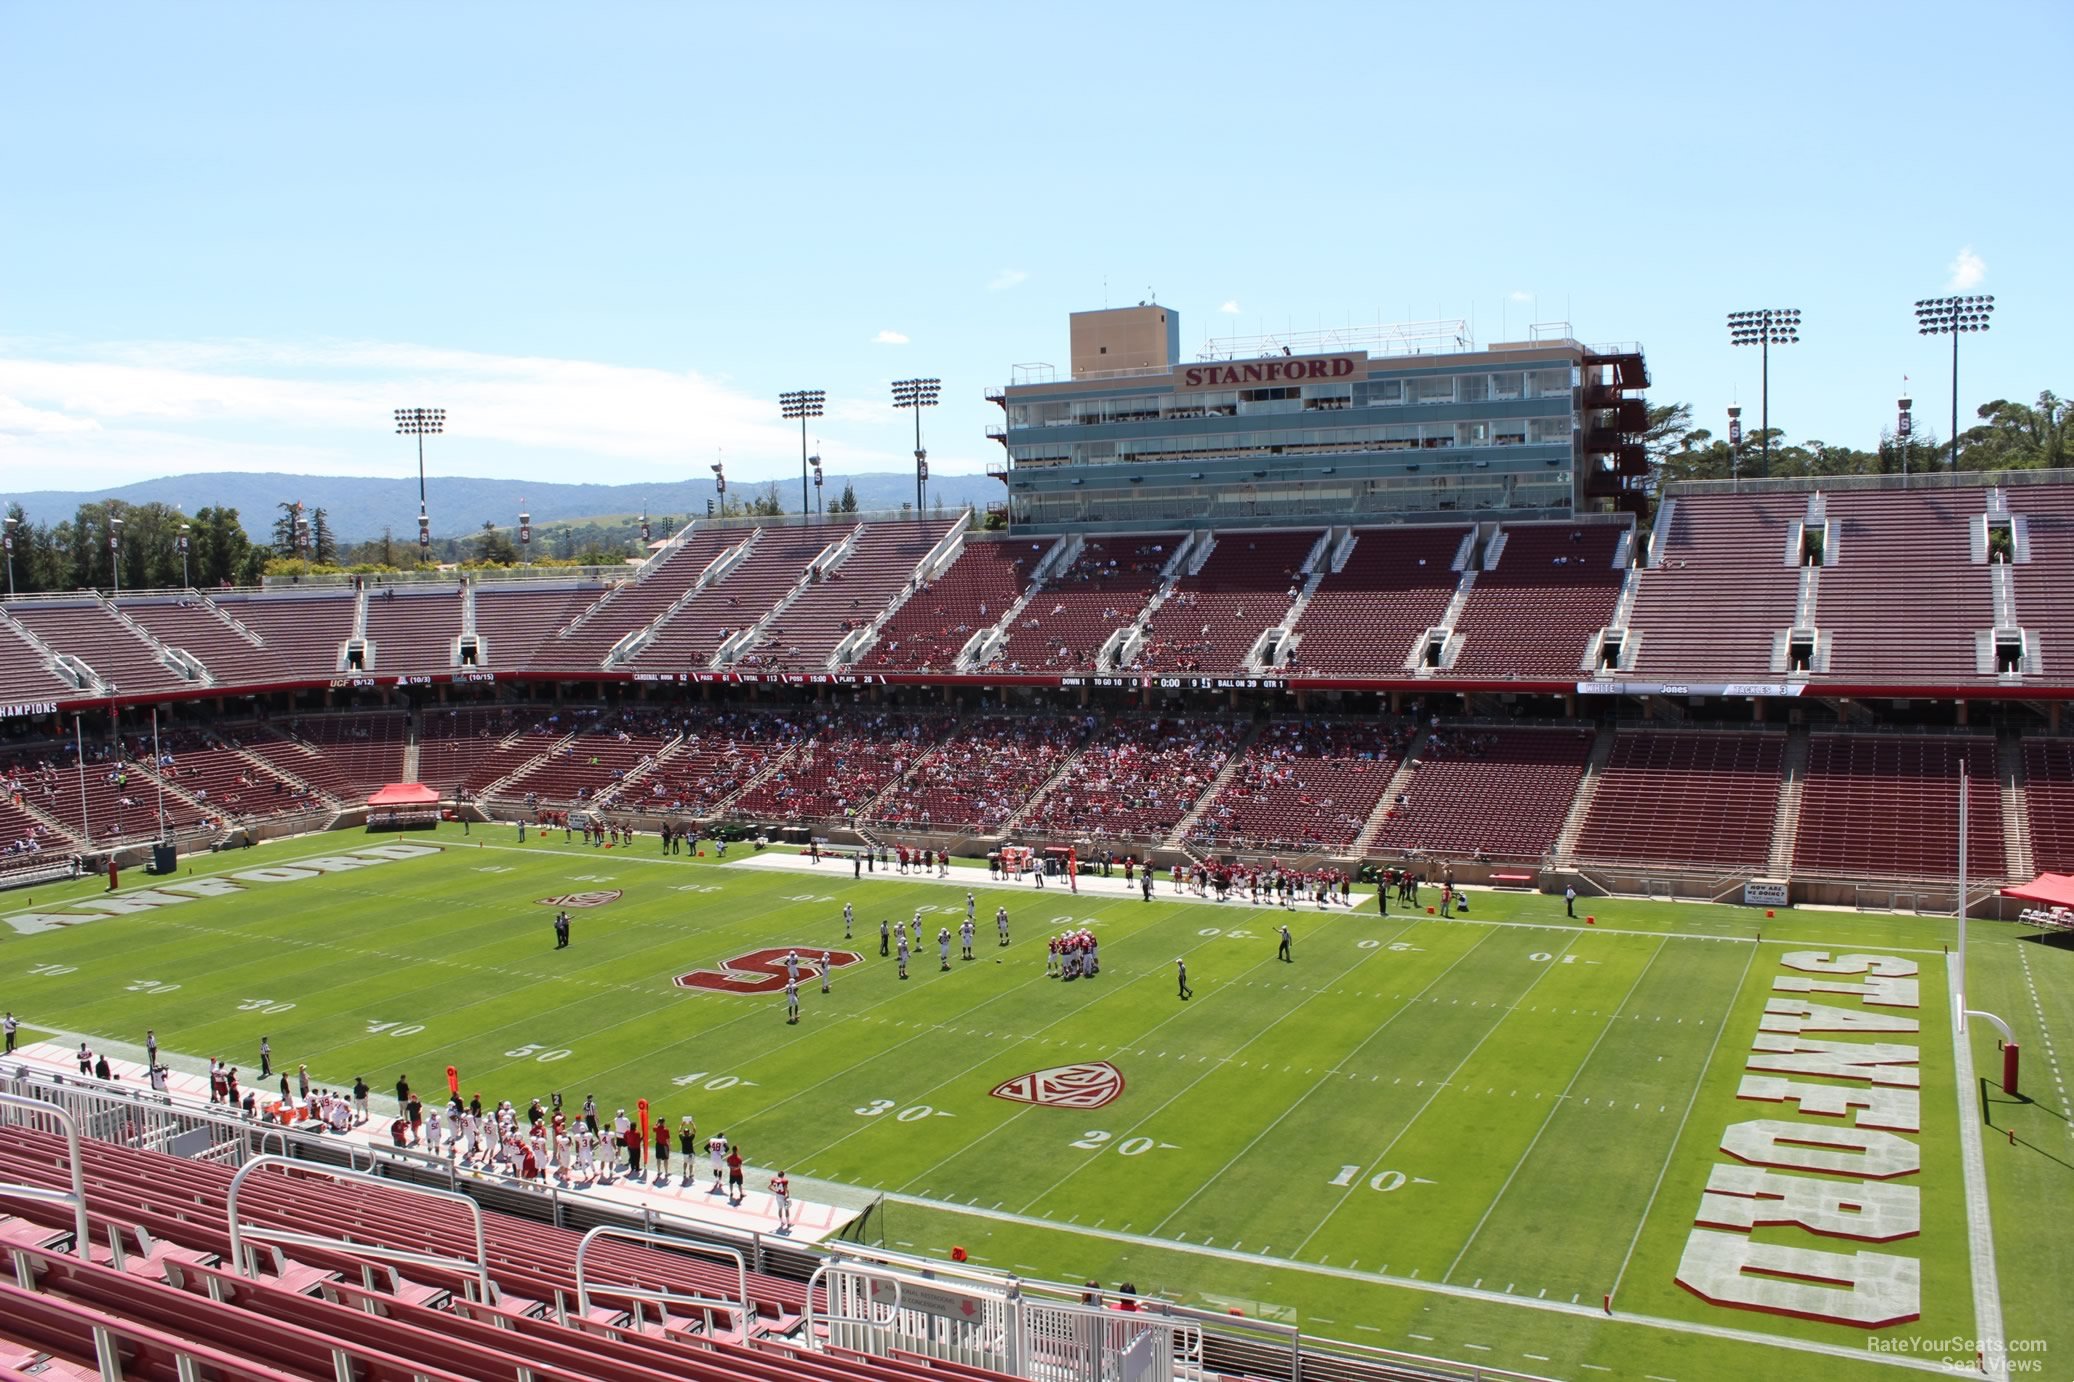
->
(675, 948, 864, 994)
(537, 891, 622, 908)
(990, 1061, 1125, 1110)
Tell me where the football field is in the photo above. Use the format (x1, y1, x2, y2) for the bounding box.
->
(4, 825, 2068, 1382)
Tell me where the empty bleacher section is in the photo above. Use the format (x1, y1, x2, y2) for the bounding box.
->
(212, 590, 358, 682)
(1816, 489, 1994, 682)
(2023, 738, 2074, 873)
(1571, 730, 1786, 870)
(1621, 493, 1803, 679)
(1446, 523, 1627, 678)
(1187, 718, 1412, 852)
(530, 528, 745, 672)
(0, 619, 77, 703)
(868, 714, 1088, 832)
(732, 519, 960, 672)
(472, 584, 601, 671)
(2007, 482, 2074, 679)
(1792, 733, 2004, 881)
(1016, 716, 1244, 841)
(0, 1121, 1010, 1382)
(155, 735, 328, 822)
(364, 585, 465, 673)
(246, 711, 408, 801)
(1280, 525, 1467, 676)
(414, 704, 540, 794)
(9, 601, 188, 694)
(857, 541, 1046, 672)
(1368, 725, 1596, 862)
(1130, 528, 1316, 673)
(630, 524, 854, 672)
(120, 594, 269, 678)
(988, 535, 1181, 672)
(731, 711, 953, 823)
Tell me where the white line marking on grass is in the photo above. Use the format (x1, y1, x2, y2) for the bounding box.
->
(1442, 938, 1669, 1284)
(1461, 1343, 1491, 1352)
(1145, 926, 1495, 1238)
(877, 1185, 1957, 1373)
(1291, 929, 1587, 1259)
(1608, 939, 1757, 1304)
(1407, 1332, 1433, 1341)
(1949, 955, 2007, 1377)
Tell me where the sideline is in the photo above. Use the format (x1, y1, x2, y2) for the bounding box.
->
(874, 1187, 1957, 1376)
(1948, 965, 2009, 1379)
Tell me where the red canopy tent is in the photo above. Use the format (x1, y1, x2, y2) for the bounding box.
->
(366, 782, 441, 830)
(366, 784, 439, 809)
(2000, 872, 2074, 927)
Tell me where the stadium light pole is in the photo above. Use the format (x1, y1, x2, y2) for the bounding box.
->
(811, 450, 824, 520)
(1915, 296, 1994, 469)
(1897, 387, 1914, 484)
(891, 377, 941, 512)
(518, 501, 531, 570)
(108, 515, 123, 599)
(3, 515, 16, 597)
(1726, 405, 1743, 486)
(178, 522, 191, 588)
(1726, 309, 1799, 477)
(779, 389, 826, 518)
(395, 407, 446, 559)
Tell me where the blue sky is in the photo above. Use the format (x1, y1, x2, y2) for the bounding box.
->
(1, 1, 2066, 501)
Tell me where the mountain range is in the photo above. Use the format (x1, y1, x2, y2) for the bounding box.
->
(5, 470, 1004, 543)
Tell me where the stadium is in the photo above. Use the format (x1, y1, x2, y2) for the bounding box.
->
(0, 293, 2070, 1382)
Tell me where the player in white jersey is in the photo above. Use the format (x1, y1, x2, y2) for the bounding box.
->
(820, 951, 832, 994)
(960, 917, 975, 961)
(966, 891, 976, 923)
(996, 905, 1010, 946)
(707, 1132, 730, 1192)
(938, 927, 953, 971)
(910, 911, 923, 948)
(555, 1130, 573, 1182)
(785, 976, 801, 1024)
(842, 903, 854, 939)
(896, 931, 910, 979)
(784, 950, 800, 985)
(575, 1127, 596, 1183)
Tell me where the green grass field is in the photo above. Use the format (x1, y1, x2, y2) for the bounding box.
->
(4, 824, 2070, 1382)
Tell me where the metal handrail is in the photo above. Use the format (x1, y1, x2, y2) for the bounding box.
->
(0, 1092, 90, 1257)
(804, 1261, 904, 1340)
(574, 1224, 749, 1333)
(226, 1154, 491, 1303)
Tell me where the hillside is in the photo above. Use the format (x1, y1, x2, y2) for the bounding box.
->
(7, 470, 1003, 543)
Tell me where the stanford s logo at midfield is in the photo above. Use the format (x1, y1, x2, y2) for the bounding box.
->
(990, 1061, 1124, 1110)
(537, 891, 623, 908)
(676, 948, 865, 994)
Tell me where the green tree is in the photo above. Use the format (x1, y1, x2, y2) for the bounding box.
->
(471, 519, 519, 566)
(836, 482, 858, 514)
(270, 502, 302, 557)
(1958, 392, 2070, 471)
(310, 508, 338, 565)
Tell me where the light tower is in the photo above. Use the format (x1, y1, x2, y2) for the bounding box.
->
(1726, 404, 1743, 483)
(108, 515, 124, 599)
(518, 502, 531, 569)
(890, 377, 942, 512)
(178, 522, 191, 588)
(1726, 309, 1800, 476)
(1914, 296, 1994, 469)
(394, 407, 446, 556)
(780, 389, 826, 517)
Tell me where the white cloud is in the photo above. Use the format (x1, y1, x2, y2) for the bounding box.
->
(986, 269, 1028, 293)
(1508, 290, 1534, 304)
(872, 330, 910, 346)
(1946, 246, 1986, 291)
(0, 336, 928, 489)
(1218, 300, 1241, 315)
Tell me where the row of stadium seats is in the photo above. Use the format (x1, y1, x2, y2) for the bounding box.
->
(18, 485, 2070, 694)
(0, 1124, 1008, 1382)
(7, 706, 2071, 883)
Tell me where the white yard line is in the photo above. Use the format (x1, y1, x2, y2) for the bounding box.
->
(1443, 937, 1668, 1282)
(1150, 924, 1500, 1239)
(878, 1188, 1958, 1375)
(1288, 928, 1587, 1257)
(1949, 959, 2008, 1381)
(1607, 940, 1759, 1304)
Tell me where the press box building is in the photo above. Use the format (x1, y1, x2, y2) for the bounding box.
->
(989, 304, 1648, 531)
